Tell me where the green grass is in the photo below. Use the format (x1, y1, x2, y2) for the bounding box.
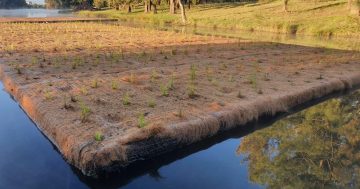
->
(79, 0, 360, 38)
(94, 132, 104, 141)
(80, 103, 91, 123)
(138, 113, 147, 128)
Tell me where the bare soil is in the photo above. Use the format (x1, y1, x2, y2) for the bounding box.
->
(1, 21, 360, 176)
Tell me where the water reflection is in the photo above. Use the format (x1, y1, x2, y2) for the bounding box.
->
(0, 9, 72, 18)
(238, 91, 360, 188)
(113, 21, 360, 51)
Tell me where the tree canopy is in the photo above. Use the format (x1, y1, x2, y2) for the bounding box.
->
(0, 0, 27, 8)
(45, 0, 93, 9)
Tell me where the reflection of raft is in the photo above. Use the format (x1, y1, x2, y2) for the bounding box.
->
(0, 17, 118, 23)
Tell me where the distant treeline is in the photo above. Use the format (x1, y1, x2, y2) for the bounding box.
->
(44, 0, 261, 9)
(45, 0, 94, 9)
(44, 0, 359, 18)
(0, 0, 27, 8)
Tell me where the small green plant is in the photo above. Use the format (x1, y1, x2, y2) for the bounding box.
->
(190, 64, 196, 81)
(91, 79, 98, 88)
(138, 114, 147, 128)
(80, 87, 88, 95)
(188, 84, 197, 99)
(94, 132, 104, 141)
(122, 92, 131, 106)
(160, 83, 169, 97)
(168, 74, 175, 90)
(151, 70, 158, 83)
(111, 81, 119, 90)
(80, 102, 91, 123)
(44, 90, 52, 100)
(148, 99, 156, 108)
(249, 72, 258, 89)
(72, 57, 82, 69)
(31, 57, 38, 66)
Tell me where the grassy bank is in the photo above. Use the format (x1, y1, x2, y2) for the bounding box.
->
(79, 0, 360, 38)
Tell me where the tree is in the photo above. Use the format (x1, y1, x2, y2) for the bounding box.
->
(0, 0, 27, 8)
(93, 0, 107, 8)
(178, 0, 187, 24)
(45, 0, 93, 9)
(170, 0, 176, 14)
(283, 0, 289, 12)
(45, 0, 61, 8)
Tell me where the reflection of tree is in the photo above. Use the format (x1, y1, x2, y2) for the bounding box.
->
(237, 91, 360, 189)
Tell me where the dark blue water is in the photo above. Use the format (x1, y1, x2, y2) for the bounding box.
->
(0, 82, 263, 189)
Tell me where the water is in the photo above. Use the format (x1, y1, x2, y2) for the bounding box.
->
(0, 9, 72, 18)
(112, 21, 360, 51)
(0, 80, 359, 188)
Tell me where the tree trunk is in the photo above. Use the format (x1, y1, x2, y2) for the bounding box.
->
(178, 0, 187, 24)
(284, 0, 289, 12)
(152, 3, 157, 14)
(170, 0, 176, 14)
(188, 0, 191, 9)
(126, 4, 132, 13)
(145, 1, 149, 13)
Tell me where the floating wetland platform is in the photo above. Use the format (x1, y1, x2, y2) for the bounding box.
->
(0, 21, 359, 176)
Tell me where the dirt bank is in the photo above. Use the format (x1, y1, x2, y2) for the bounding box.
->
(0, 22, 359, 176)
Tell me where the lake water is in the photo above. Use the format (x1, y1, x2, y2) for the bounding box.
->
(0, 9, 72, 18)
